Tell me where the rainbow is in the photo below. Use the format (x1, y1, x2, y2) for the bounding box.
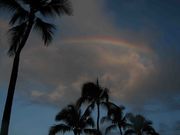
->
(61, 36, 152, 53)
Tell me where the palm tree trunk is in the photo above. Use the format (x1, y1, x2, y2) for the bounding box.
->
(0, 52, 20, 135)
(0, 15, 34, 135)
(97, 102, 100, 131)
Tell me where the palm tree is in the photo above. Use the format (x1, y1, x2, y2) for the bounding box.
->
(125, 113, 159, 135)
(101, 102, 127, 135)
(77, 80, 109, 132)
(49, 104, 97, 135)
(0, 1, 72, 135)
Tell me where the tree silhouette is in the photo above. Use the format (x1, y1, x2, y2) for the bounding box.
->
(101, 102, 127, 135)
(77, 80, 109, 132)
(125, 113, 159, 135)
(49, 104, 98, 135)
(0, 1, 72, 135)
(49, 81, 159, 135)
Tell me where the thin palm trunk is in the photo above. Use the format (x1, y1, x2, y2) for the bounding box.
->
(0, 15, 34, 135)
(97, 102, 100, 131)
(0, 52, 20, 135)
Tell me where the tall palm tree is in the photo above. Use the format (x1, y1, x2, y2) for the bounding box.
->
(0, 1, 72, 135)
(125, 113, 159, 135)
(101, 102, 127, 135)
(49, 104, 97, 135)
(77, 80, 109, 132)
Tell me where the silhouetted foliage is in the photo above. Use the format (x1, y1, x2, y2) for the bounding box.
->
(50, 80, 159, 135)
(49, 104, 97, 135)
(125, 113, 158, 135)
(77, 79, 109, 131)
(0, 0, 72, 135)
(101, 102, 127, 135)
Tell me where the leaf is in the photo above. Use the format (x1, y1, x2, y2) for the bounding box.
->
(9, 7, 29, 25)
(76, 97, 86, 108)
(100, 88, 109, 102)
(55, 104, 79, 127)
(84, 129, 102, 135)
(124, 129, 136, 135)
(0, 0, 24, 12)
(100, 116, 111, 124)
(34, 17, 56, 45)
(85, 117, 95, 127)
(39, 0, 72, 17)
(8, 22, 27, 56)
(49, 124, 71, 135)
(20, 0, 47, 10)
(105, 124, 117, 135)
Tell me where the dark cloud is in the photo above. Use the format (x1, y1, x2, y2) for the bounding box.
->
(0, 0, 179, 117)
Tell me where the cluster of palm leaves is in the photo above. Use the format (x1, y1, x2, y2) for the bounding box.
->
(49, 80, 159, 135)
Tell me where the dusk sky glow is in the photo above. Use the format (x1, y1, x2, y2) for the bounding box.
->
(0, 0, 180, 135)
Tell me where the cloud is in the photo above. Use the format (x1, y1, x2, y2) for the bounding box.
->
(0, 0, 179, 116)
(58, 0, 117, 36)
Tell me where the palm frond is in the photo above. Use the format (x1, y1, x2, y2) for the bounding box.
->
(124, 129, 136, 135)
(100, 116, 111, 124)
(49, 124, 71, 135)
(99, 101, 109, 111)
(20, 0, 48, 10)
(82, 103, 94, 117)
(34, 17, 56, 45)
(9, 7, 29, 25)
(55, 105, 74, 121)
(85, 117, 95, 128)
(39, 0, 72, 17)
(100, 88, 109, 102)
(143, 124, 158, 135)
(105, 124, 117, 135)
(125, 113, 134, 122)
(76, 97, 86, 108)
(79, 103, 95, 128)
(55, 104, 80, 127)
(84, 129, 102, 135)
(0, 0, 23, 12)
(8, 22, 27, 56)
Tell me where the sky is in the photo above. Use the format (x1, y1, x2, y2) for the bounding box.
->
(0, 0, 180, 135)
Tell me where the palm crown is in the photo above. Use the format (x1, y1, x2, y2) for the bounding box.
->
(49, 104, 96, 135)
(76, 80, 109, 131)
(0, 0, 72, 55)
(125, 113, 159, 135)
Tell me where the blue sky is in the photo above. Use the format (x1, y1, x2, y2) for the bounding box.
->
(0, 0, 180, 135)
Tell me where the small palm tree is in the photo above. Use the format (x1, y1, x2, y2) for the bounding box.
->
(0, 0, 72, 135)
(125, 113, 159, 135)
(101, 102, 127, 135)
(49, 104, 96, 135)
(77, 80, 109, 131)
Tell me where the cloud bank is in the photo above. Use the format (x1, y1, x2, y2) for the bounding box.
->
(0, 0, 179, 114)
